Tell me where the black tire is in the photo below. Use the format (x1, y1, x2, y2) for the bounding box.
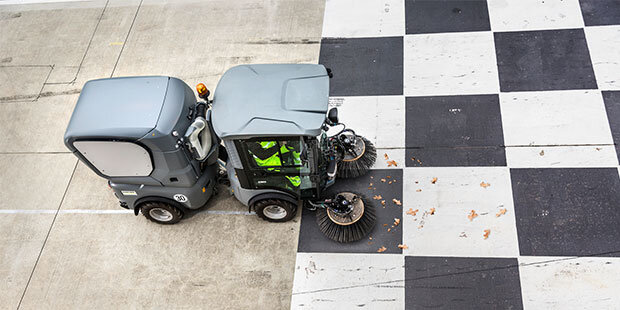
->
(141, 202, 183, 225)
(254, 199, 297, 222)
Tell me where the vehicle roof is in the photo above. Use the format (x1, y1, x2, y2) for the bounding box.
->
(211, 64, 329, 139)
(64, 76, 172, 141)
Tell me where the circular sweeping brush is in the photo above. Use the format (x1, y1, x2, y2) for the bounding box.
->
(316, 193, 376, 243)
(336, 136, 377, 179)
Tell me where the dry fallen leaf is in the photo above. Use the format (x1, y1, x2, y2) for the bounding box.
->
(416, 189, 422, 192)
(381, 200, 386, 206)
(387, 228, 391, 232)
(398, 244, 408, 250)
(369, 236, 373, 240)
(539, 150, 545, 156)
(394, 218, 401, 226)
(496, 208, 507, 217)
(383, 224, 388, 227)
(483, 229, 491, 239)
(373, 195, 382, 200)
(384, 153, 389, 160)
(430, 208, 436, 215)
(468, 210, 478, 221)
(431, 177, 438, 184)
(388, 181, 393, 184)
(381, 178, 387, 183)
(377, 246, 387, 253)
(459, 232, 467, 238)
(480, 181, 491, 188)
(392, 199, 402, 206)
(386, 176, 392, 179)
(387, 160, 398, 167)
(406, 208, 419, 216)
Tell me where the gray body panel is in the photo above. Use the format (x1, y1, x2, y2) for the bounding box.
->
(212, 64, 329, 139)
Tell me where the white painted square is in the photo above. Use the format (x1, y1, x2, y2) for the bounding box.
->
(404, 32, 499, 96)
(585, 26, 620, 90)
(372, 148, 405, 170)
(291, 252, 404, 309)
(506, 145, 619, 168)
(487, 0, 584, 32)
(519, 256, 620, 309)
(322, 0, 405, 38)
(327, 96, 405, 149)
(401, 167, 519, 257)
(500, 90, 614, 146)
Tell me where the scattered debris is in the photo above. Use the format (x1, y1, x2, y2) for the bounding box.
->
(377, 246, 387, 253)
(416, 189, 422, 192)
(539, 150, 545, 156)
(430, 207, 435, 215)
(369, 236, 373, 240)
(483, 229, 490, 239)
(381, 200, 386, 206)
(386, 176, 391, 178)
(373, 195, 382, 200)
(406, 208, 419, 216)
(398, 244, 408, 250)
(496, 208, 507, 217)
(468, 210, 478, 221)
(381, 178, 387, 183)
(383, 224, 388, 227)
(431, 177, 438, 184)
(393, 218, 400, 226)
(392, 199, 402, 206)
(388, 181, 393, 184)
(387, 160, 398, 167)
(415, 181, 419, 184)
(480, 181, 491, 188)
(384, 153, 389, 160)
(387, 228, 391, 232)
(596, 147, 602, 151)
(459, 232, 467, 238)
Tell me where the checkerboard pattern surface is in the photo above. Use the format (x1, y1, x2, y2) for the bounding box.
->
(291, 0, 620, 308)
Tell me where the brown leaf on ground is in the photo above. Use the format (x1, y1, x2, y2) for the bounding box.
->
(384, 153, 389, 160)
(430, 207, 436, 215)
(483, 229, 491, 239)
(387, 228, 391, 232)
(496, 208, 507, 217)
(539, 150, 545, 156)
(431, 177, 438, 184)
(416, 189, 422, 192)
(381, 200, 386, 206)
(373, 195, 382, 200)
(387, 160, 398, 167)
(398, 244, 408, 250)
(377, 246, 387, 253)
(392, 199, 402, 206)
(394, 218, 401, 226)
(383, 224, 388, 227)
(381, 178, 387, 183)
(480, 181, 491, 188)
(386, 176, 392, 178)
(406, 208, 419, 216)
(388, 181, 393, 184)
(468, 210, 478, 221)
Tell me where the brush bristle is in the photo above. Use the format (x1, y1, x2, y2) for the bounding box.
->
(316, 196, 376, 243)
(337, 137, 377, 179)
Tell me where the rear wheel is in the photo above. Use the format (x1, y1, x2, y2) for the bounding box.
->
(255, 199, 297, 222)
(141, 202, 183, 224)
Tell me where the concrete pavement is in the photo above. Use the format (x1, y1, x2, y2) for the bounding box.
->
(0, 0, 324, 308)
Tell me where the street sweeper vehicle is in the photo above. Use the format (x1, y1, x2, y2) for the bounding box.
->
(64, 64, 377, 243)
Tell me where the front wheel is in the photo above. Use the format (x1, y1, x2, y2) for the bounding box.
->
(254, 199, 297, 222)
(141, 202, 183, 224)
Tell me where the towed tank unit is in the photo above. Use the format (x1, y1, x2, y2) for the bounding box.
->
(64, 64, 377, 243)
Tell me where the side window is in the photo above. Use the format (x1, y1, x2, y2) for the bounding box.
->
(244, 139, 303, 169)
(73, 141, 153, 177)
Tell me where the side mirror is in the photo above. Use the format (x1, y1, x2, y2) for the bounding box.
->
(327, 108, 339, 125)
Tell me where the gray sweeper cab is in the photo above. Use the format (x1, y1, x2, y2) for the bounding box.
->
(65, 64, 379, 243)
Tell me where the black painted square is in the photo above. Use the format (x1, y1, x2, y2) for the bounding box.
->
(494, 29, 597, 92)
(297, 169, 403, 254)
(319, 37, 403, 96)
(405, 0, 491, 34)
(603, 91, 620, 162)
(580, 0, 620, 26)
(405, 95, 506, 167)
(511, 168, 620, 257)
(405, 256, 523, 309)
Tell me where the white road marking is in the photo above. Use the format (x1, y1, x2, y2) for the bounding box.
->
(0, 0, 87, 5)
(0, 209, 256, 215)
